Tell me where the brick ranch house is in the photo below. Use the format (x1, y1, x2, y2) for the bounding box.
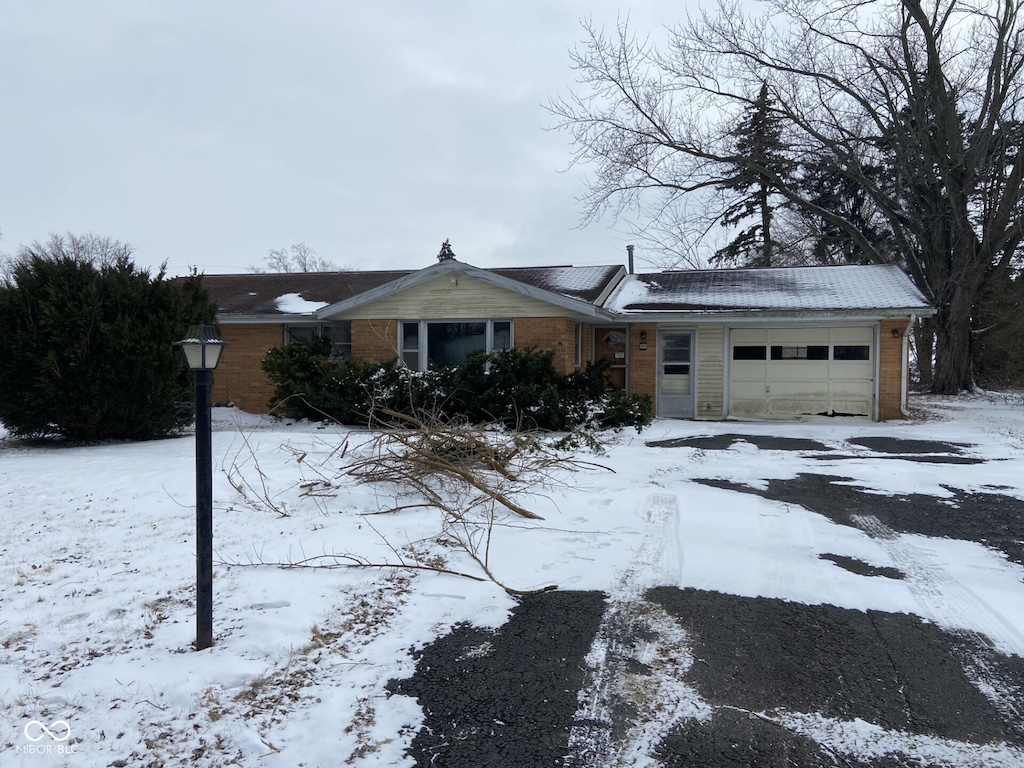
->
(201, 258, 933, 421)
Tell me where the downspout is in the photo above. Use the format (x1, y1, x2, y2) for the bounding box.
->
(900, 314, 916, 418)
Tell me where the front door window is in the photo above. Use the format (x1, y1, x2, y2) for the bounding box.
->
(594, 327, 628, 389)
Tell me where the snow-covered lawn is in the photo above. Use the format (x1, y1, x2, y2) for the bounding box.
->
(2, 394, 1023, 766)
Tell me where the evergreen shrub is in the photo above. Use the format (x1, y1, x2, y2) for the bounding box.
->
(0, 253, 216, 441)
(262, 343, 653, 433)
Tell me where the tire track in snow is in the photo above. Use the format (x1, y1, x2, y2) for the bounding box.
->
(851, 513, 1024, 656)
(565, 494, 711, 768)
(852, 513, 1024, 735)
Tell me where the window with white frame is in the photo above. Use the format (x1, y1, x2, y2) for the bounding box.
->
(400, 320, 513, 370)
(285, 322, 352, 359)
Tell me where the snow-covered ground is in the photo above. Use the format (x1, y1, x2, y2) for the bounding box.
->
(1, 393, 1023, 766)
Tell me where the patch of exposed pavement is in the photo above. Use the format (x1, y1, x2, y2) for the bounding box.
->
(649, 434, 986, 464)
(647, 434, 832, 452)
(819, 553, 906, 580)
(696, 473, 1024, 570)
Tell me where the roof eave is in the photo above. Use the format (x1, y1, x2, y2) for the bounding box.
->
(217, 313, 315, 324)
(614, 306, 934, 322)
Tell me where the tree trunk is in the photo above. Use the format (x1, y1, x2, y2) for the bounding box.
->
(913, 316, 934, 390)
(931, 282, 978, 394)
(760, 180, 772, 267)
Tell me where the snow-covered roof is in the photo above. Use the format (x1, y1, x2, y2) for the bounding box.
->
(202, 263, 624, 317)
(604, 265, 931, 314)
(202, 262, 931, 320)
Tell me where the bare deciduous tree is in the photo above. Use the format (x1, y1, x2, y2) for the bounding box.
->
(549, 0, 1024, 393)
(8, 232, 134, 273)
(250, 242, 340, 273)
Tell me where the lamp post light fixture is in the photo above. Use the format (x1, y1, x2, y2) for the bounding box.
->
(175, 325, 225, 650)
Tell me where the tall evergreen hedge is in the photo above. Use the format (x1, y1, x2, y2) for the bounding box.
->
(0, 253, 217, 441)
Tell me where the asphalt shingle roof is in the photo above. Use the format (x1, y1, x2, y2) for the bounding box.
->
(203, 264, 624, 316)
(604, 264, 930, 312)
(201, 262, 930, 318)
(202, 271, 410, 315)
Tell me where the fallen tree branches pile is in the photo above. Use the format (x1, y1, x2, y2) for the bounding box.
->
(339, 408, 610, 594)
(222, 406, 611, 595)
(344, 408, 608, 519)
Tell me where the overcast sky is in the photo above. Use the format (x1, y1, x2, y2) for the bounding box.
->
(0, 1, 689, 277)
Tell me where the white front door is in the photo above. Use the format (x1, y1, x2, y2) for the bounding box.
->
(658, 330, 694, 418)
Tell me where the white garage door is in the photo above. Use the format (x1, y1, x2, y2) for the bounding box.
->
(729, 327, 874, 418)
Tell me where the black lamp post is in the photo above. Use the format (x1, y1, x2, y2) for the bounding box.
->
(175, 325, 225, 650)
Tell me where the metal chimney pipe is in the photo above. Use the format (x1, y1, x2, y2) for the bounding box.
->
(626, 244, 635, 274)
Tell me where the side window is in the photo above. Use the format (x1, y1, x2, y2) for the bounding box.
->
(493, 321, 512, 353)
(323, 323, 352, 359)
(400, 322, 420, 369)
(285, 323, 351, 359)
(286, 325, 318, 344)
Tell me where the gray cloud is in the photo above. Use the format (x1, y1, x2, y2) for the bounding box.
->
(0, 1, 680, 275)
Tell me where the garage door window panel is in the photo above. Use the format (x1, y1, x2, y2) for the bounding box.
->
(771, 345, 829, 360)
(833, 345, 871, 361)
(733, 345, 767, 360)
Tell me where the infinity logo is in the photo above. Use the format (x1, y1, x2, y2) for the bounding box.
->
(24, 720, 71, 742)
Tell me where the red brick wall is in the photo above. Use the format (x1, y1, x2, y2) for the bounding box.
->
(879, 319, 910, 421)
(213, 324, 283, 413)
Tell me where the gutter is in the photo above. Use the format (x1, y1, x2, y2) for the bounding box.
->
(217, 314, 315, 324)
(901, 313, 917, 418)
(609, 308, 933, 323)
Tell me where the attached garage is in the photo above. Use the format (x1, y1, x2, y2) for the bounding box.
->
(604, 264, 934, 421)
(729, 327, 875, 418)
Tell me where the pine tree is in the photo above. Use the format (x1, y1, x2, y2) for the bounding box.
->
(714, 82, 791, 267)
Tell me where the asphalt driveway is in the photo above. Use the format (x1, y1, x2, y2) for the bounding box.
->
(387, 436, 1024, 767)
